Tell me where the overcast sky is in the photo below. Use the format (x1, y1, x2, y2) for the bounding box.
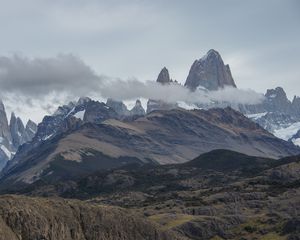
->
(0, 0, 299, 123)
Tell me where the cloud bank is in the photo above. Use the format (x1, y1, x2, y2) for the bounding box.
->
(100, 78, 264, 105)
(0, 54, 264, 122)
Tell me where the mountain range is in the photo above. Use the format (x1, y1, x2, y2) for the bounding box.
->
(0, 49, 300, 187)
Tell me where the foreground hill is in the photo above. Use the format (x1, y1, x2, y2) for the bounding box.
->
(1, 107, 299, 188)
(0, 194, 182, 240)
(4, 150, 300, 239)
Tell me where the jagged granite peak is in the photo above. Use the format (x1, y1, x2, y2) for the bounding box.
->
(265, 87, 288, 100)
(106, 98, 130, 116)
(130, 99, 146, 116)
(157, 67, 171, 84)
(0, 103, 37, 170)
(184, 49, 237, 91)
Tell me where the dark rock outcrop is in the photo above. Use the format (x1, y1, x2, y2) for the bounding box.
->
(184, 49, 237, 91)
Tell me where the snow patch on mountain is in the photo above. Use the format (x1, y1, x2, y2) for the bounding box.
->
(43, 133, 54, 141)
(177, 101, 200, 110)
(247, 112, 268, 120)
(273, 122, 300, 141)
(74, 110, 85, 120)
(292, 138, 300, 147)
(0, 145, 13, 159)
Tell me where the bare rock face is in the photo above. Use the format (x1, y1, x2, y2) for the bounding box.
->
(0, 101, 37, 170)
(130, 99, 146, 116)
(184, 49, 237, 91)
(157, 67, 171, 84)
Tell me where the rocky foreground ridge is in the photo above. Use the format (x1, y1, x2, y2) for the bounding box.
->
(0, 194, 181, 240)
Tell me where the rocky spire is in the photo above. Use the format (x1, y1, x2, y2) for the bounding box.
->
(10, 112, 26, 148)
(130, 99, 146, 116)
(184, 49, 237, 91)
(157, 67, 171, 84)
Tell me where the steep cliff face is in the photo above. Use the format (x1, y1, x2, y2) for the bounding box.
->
(0, 195, 181, 240)
(185, 49, 236, 91)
